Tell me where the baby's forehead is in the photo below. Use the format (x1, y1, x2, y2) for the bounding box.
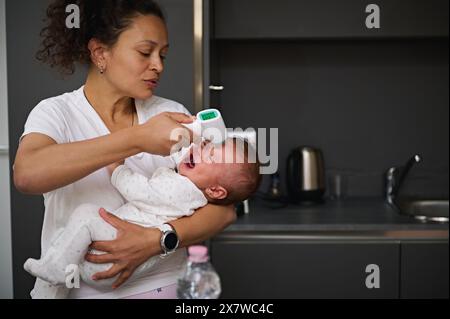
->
(204, 140, 233, 151)
(216, 140, 238, 154)
(218, 140, 248, 161)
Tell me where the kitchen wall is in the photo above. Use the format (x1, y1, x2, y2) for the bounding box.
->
(214, 39, 449, 198)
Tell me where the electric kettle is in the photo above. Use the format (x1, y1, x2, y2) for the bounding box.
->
(286, 146, 326, 203)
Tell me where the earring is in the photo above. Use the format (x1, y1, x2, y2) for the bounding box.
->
(98, 63, 105, 74)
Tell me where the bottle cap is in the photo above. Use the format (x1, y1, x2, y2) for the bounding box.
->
(188, 245, 209, 263)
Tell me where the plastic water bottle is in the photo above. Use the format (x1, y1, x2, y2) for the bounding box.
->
(177, 245, 222, 299)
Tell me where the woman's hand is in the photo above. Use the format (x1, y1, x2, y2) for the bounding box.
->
(106, 160, 125, 176)
(85, 208, 162, 289)
(136, 112, 195, 156)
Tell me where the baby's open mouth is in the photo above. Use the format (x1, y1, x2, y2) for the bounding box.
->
(186, 153, 195, 169)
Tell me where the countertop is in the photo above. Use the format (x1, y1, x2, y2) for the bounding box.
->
(223, 198, 449, 236)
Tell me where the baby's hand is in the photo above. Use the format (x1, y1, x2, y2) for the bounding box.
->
(106, 161, 125, 176)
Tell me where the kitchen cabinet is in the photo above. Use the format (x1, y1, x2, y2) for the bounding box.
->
(211, 231, 449, 299)
(210, 235, 400, 298)
(213, 0, 449, 39)
(210, 200, 449, 299)
(400, 242, 449, 299)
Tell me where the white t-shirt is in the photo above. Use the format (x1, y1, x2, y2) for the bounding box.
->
(19, 86, 192, 299)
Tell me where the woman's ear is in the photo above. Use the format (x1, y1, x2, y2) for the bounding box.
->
(205, 186, 228, 200)
(88, 38, 108, 71)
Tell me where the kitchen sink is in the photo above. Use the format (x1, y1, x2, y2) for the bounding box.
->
(394, 198, 449, 223)
(385, 154, 449, 223)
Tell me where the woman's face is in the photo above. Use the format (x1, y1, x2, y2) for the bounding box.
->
(103, 14, 169, 100)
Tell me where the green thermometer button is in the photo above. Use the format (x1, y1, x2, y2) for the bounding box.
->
(200, 110, 218, 121)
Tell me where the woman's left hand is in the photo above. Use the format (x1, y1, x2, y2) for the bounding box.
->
(85, 208, 162, 289)
(106, 160, 125, 176)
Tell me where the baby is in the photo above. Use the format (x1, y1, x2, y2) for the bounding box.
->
(24, 138, 261, 295)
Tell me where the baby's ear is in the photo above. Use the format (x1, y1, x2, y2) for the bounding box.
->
(205, 186, 228, 200)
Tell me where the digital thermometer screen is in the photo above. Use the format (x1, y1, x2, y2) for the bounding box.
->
(200, 111, 218, 121)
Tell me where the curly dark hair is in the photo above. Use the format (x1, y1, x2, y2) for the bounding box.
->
(37, 0, 166, 75)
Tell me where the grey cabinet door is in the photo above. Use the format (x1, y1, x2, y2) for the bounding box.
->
(401, 242, 449, 299)
(213, 0, 449, 39)
(211, 239, 399, 298)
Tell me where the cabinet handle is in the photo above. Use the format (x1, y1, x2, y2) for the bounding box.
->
(0, 145, 9, 155)
(209, 85, 224, 91)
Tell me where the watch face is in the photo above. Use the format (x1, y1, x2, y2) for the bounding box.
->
(164, 232, 178, 250)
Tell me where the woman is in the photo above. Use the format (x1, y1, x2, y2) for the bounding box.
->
(13, 0, 236, 299)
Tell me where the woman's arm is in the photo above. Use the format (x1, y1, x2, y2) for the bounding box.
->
(14, 112, 193, 195)
(170, 204, 237, 247)
(14, 129, 140, 195)
(86, 204, 237, 288)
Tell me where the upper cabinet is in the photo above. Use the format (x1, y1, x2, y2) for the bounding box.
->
(212, 0, 449, 39)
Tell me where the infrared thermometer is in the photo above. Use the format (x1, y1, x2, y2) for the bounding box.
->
(182, 108, 227, 144)
(171, 109, 226, 167)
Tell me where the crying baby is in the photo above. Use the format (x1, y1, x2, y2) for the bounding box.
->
(24, 138, 261, 297)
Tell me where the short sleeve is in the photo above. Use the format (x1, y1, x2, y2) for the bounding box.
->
(19, 100, 67, 145)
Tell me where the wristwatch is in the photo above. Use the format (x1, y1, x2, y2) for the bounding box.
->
(157, 223, 179, 258)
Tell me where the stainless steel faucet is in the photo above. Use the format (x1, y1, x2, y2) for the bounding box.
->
(385, 154, 422, 205)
